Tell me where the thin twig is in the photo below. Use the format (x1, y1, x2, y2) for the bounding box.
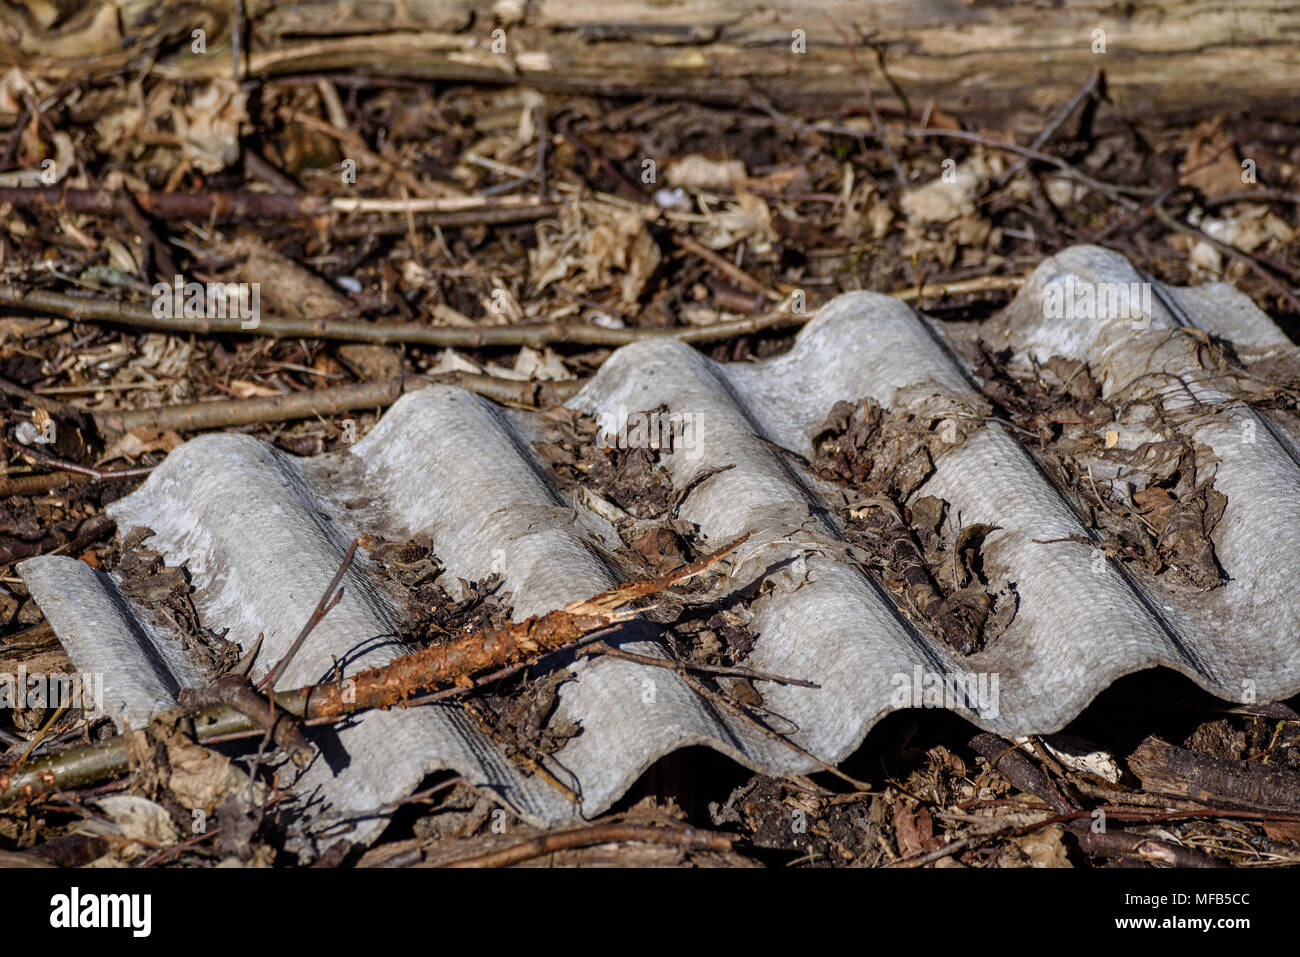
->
(440, 822, 733, 868)
(826, 14, 907, 187)
(672, 234, 782, 302)
(0, 275, 1024, 354)
(580, 641, 817, 688)
(258, 536, 362, 691)
(669, 661, 867, 790)
(994, 70, 1103, 188)
(91, 373, 579, 437)
(101, 378, 405, 435)
(0, 185, 553, 222)
(1201, 188, 1300, 208)
(0, 284, 810, 347)
(2, 438, 155, 480)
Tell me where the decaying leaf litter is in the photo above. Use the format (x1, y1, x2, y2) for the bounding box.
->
(1, 53, 1299, 868)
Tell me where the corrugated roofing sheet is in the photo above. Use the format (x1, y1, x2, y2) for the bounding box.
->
(20, 245, 1300, 854)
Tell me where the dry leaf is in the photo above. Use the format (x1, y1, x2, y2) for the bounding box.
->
(99, 428, 184, 465)
(1134, 486, 1179, 531)
(902, 163, 980, 223)
(229, 380, 282, 399)
(1261, 820, 1300, 844)
(0, 66, 41, 113)
(1188, 206, 1293, 276)
(531, 199, 661, 307)
(893, 799, 941, 857)
(175, 80, 247, 174)
(746, 165, 804, 193)
(1045, 176, 1088, 207)
(425, 348, 485, 377)
(923, 106, 963, 131)
(513, 346, 574, 381)
(337, 344, 401, 380)
(88, 795, 178, 860)
(1016, 824, 1072, 867)
(1179, 119, 1244, 198)
(166, 741, 253, 813)
(665, 155, 747, 192)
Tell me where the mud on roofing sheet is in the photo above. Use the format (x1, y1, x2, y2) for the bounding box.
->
(19, 244, 1300, 855)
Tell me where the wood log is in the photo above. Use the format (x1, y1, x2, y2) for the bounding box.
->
(0, 1, 1295, 128)
(1128, 735, 1300, 814)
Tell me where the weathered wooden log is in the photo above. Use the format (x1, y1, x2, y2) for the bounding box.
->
(1129, 736, 1300, 814)
(0, 1, 1295, 127)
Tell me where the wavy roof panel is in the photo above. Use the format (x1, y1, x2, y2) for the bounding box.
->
(21, 245, 1300, 853)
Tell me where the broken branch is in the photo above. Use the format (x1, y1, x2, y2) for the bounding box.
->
(0, 534, 753, 805)
(0, 277, 1023, 355)
(440, 822, 733, 868)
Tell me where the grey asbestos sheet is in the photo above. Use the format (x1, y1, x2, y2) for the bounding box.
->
(20, 245, 1300, 855)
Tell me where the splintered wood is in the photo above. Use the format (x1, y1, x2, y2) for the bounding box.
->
(279, 532, 752, 721)
(0, 534, 751, 806)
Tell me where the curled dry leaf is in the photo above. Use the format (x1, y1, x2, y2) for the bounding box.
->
(0, 65, 42, 113)
(530, 199, 661, 307)
(893, 798, 942, 857)
(1178, 118, 1245, 199)
(85, 795, 178, 861)
(166, 740, 258, 814)
(1185, 205, 1294, 278)
(901, 154, 999, 224)
(1015, 824, 1072, 868)
(98, 428, 184, 465)
(665, 154, 747, 192)
(175, 80, 248, 174)
(513, 346, 574, 381)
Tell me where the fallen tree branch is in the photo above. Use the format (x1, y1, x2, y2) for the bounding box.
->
(93, 372, 579, 436)
(439, 822, 733, 868)
(328, 202, 559, 237)
(0, 186, 550, 223)
(0, 277, 1023, 352)
(13, 0, 1300, 126)
(1129, 735, 1300, 814)
(299, 533, 752, 719)
(0, 284, 813, 347)
(0, 470, 82, 497)
(969, 733, 1227, 868)
(0, 533, 757, 805)
(100, 378, 405, 434)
